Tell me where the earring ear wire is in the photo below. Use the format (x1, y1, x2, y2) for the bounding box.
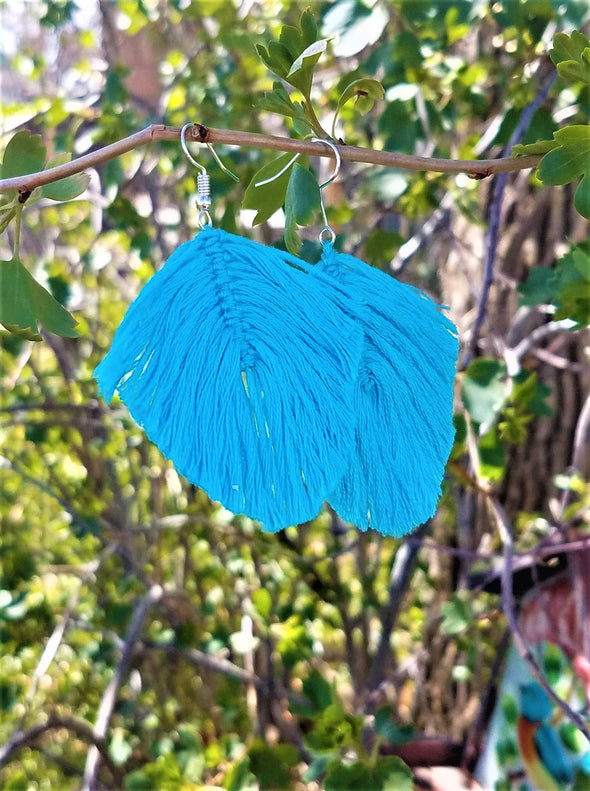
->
(181, 123, 239, 228)
(311, 138, 341, 244)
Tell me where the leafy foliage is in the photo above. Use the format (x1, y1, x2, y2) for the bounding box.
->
(1, 3, 589, 790)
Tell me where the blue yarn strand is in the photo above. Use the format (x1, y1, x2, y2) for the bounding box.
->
(94, 227, 363, 531)
(315, 243, 459, 537)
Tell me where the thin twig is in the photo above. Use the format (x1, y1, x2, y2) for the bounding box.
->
(490, 497, 590, 739)
(367, 521, 430, 695)
(462, 74, 556, 367)
(504, 318, 577, 376)
(81, 584, 164, 791)
(0, 714, 118, 776)
(0, 124, 543, 195)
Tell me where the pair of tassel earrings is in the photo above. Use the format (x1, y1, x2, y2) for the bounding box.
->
(94, 125, 458, 537)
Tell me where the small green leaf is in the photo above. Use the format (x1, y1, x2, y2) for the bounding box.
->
(242, 153, 294, 225)
(557, 59, 590, 84)
(518, 267, 554, 306)
(337, 77, 384, 115)
(266, 40, 293, 77)
(251, 589, 272, 621)
(537, 125, 590, 185)
(574, 173, 590, 219)
(0, 257, 78, 340)
(333, 77, 384, 135)
(256, 82, 308, 123)
(461, 358, 507, 431)
(512, 139, 559, 157)
(325, 756, 413, 791)
(440, 595, 471, 635)
(284, 163, 320, 254)
(279, 24, 303, 59)
(1, 131, 46, 180)
(41, 173, 90, 201)
(478, 427, 506, 482)
(299, 9, 318, 48)
(287, 38, 328, 78)
(302, 668, 332, 713)
(374, 708, 416, 745)
(550, 31, 590, 66)
(572, 246, 590, 279)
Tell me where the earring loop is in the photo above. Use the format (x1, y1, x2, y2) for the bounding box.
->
(311, 138, 341, 244)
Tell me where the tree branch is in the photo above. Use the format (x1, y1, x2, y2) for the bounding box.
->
(0, 714, 118, 776)
(367, 521, 430, 695)
(81, 584, 164, 791)
(461, 73, 556, 367)
(0, 124, 542, 195)
(489, 497, 590, 739)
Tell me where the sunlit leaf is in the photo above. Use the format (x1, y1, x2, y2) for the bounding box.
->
(0, 257, 78, 340)
(1, 130, 46, 180)
(242, 153, 294, 225)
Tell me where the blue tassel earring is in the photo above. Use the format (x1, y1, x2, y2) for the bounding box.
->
(309, 140, 459, 536)
(94, 125, 363, 531)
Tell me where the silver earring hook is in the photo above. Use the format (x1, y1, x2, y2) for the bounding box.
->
(181, 124, 239, 229)
(254, 152, 301, 187)
(311, 138, 341, 244)
(180, 124, 239, 181)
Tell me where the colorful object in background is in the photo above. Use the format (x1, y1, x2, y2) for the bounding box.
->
(520, 566, 590, 704)
(518, 682, 573, 791)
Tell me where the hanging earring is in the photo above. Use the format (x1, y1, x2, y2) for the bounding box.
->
(309, 139, 459, 536)
(94, 124, 363, 531)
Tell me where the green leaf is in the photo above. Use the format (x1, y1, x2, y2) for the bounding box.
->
(325, 756, 413, 791)
(550, 31, 590, 66)
(40, 154, 90, 202)
(287, 39, 328, 78)
(374, 708, 415, 745)
(279, 24, 304, 59)
(512, 139, 559, 157)
(299, 8, 318, 48)
(286, 38, 329, 93)
(574, 173, 590, 219)
(302, 668, 332, 713)
(1, 130, 46, 180)
(461, 359, 507, 431)
(478, 427, 506, 482)
(557, 59, 590, 84)
(242, 153, 294, 225)
(256, 82, 308, 123)
(252, 588, 272, 621)
(537, 126, 590, 185)
(0, 257, 78, 341)
(284, 163, 320, 254)
(223, 757, 258, 791)
(517, 266, 554, 306)
(247, 740, 297, 790)
(440, 595, 471, 635)
(303, 755, 330, 783)
(333, 77, 384, 133)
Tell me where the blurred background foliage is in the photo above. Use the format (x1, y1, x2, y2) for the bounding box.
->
(0, 1, 589, 789)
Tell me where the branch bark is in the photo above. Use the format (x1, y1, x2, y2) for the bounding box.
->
(0, 714, 118, 776)
(0, 124, 543, 195)
(490, 497, 590, 739)
(81, 584, 164, 791)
